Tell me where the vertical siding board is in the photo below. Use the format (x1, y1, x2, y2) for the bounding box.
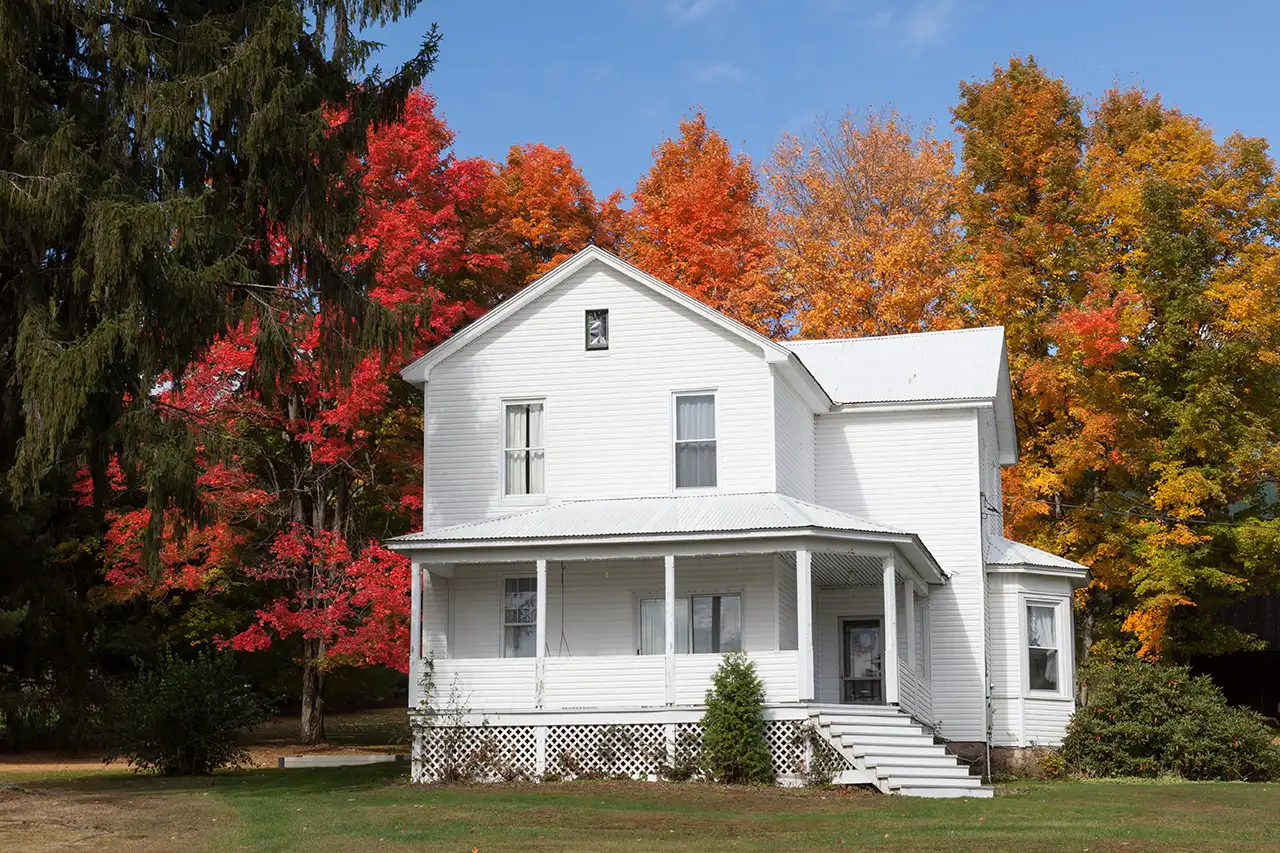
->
(773, 374, 816, 501)
(816, 408, 985, 740)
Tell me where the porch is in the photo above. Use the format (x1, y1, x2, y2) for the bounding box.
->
(392, 495, 945, 726)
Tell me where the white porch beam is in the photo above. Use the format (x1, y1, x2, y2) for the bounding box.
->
(796, 549, 814, 702)
(410, 563, 422, 662)
(535, 559, 547, 707)
(882, 554, 900, 705)
(425, 563, 454, 579)
(904, 580, 916, 674)
(664, 555, 676, 705)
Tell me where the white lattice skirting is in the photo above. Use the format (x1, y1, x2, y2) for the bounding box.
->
(411, 717, 853, 784)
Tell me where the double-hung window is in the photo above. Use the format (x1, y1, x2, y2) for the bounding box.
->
(1026, 601, 1062, 693)
(639, 593, 741, 654)
(503, 577, 537, 657)
(503, 401, 545, 496)
(674, 393, 716, 489)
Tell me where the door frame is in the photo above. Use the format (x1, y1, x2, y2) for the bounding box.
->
(838, 616, 886, 705)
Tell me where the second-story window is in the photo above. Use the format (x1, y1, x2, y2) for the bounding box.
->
(504, 401, 545, 496)
(674, 392, 716, 489)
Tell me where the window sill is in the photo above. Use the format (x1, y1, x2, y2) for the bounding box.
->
(500, 495, 548, 507)
(1022, 691, 1075, 702)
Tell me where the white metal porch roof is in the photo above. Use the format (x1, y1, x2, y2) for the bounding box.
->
(385, 493, 946, 583)
(390, 492, 902, 542)
(987, 536, 1088, 578)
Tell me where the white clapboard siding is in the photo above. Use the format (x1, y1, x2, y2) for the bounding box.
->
(773, 373, 816, 501)
(775, 556, 798, 651)
(424, 261, 776, 530)
(542, 656, 665, 708)
(674, 651, 798, 704)
(816, 408, 985, 740)
(987, 571, 1076, 746)
(445, 555, 778, 660)
(429, 659, 537, 709)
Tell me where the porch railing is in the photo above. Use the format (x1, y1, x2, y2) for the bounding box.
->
(896, 655, 932, 724)
(415, 650, 799, 712)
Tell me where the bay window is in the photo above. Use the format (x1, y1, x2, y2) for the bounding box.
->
(1026, 600, 1062, 693)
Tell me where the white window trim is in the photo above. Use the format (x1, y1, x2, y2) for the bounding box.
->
(498, 572, 538, 659)
(671, 389, 720, 493)
(1018, 594, 1073, 701)
(634, 587, 745, 655)
(499, 397, 548, 503)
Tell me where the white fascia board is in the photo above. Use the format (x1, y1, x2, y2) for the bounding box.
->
(774, 355, 834, 412)
(400, 246, 793, 383)
(986, 562, 1090, 587)
(831, 399, 995, 415)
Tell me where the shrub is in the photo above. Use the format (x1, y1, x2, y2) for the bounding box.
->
(104, 650, 271, 776)
(699, 651, 774, 784)
(1062, 657, 1280, 781)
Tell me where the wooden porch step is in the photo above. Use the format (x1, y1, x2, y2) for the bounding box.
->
(825, 722, 930, 738)
(894, 784, 994, 799)
(872, 763, 974, 779)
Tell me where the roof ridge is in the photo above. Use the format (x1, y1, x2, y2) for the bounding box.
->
(783, 326, 1004, 346)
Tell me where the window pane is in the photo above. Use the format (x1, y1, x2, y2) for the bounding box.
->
(675, 395, 715, 441)
(1029, 648, 1058, 691)
(692, 596, 713, 653)
(639, 599, 663, 655)
(719, 594, 741, 651)
(1028, 605, 1057, 648)
(505, 450, 527, 495)
(675, 441, 716, 488)
(505, 624, 536, 658)
(504, 405, 528, 449)
(526, 403, 544, 447)
(504, 577, 536, 624)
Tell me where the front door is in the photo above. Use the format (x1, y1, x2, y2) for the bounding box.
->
(840, 618, 884, 704)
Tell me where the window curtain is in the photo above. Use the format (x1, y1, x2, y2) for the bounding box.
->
(1027, 604, 1058, 691)
(639, 598, 691, 654)
(675, 395, 716, 488)
(1028, 605, 1056, 648)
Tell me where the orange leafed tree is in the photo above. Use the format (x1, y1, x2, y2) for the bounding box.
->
(485, 142, 620, 284)
(766, 108, 963, 338)
(620, 109, 780, 333)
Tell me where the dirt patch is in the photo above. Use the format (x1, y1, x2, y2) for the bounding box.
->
(0, 781, 235, 853)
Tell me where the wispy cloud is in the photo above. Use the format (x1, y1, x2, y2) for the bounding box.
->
(665, 0, 734, 25)
(871, 0, 954, 55)
(689, 60, 748, 85)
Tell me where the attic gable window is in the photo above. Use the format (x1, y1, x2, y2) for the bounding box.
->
(674, 393, 717, 489)
(585, 309, 608, 350)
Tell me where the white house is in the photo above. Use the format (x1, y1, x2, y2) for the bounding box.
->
(386, 246, 1088, 797)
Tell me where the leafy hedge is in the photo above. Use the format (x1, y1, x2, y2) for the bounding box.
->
(1062, 658, 1280, 781)
(104, 650, 271, 775)
(700, 651, 774, 784)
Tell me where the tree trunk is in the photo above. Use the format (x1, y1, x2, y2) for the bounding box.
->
(299, 638, 327, 745)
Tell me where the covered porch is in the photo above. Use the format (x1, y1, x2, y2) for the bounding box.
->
(387, 494, 946, 725)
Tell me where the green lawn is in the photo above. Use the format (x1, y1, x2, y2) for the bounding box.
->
(7, 763, 1280, 853)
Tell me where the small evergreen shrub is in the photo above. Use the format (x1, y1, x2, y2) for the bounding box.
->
(699, 651, 774, 784)
(1062, 657, 1280, 781)
(104, 650, 271, 776)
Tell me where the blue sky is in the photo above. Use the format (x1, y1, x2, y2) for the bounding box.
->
(369, 0, 1280, 197)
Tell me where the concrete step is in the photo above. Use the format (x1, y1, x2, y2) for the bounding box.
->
(895, 784, 994, 799)
(826, 723, 930, 738)
(888, 773, 985, 789)
(873, 763, 974, 780)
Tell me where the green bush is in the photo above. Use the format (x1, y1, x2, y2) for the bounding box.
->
(104, 650, 271, 775)
(1062, 657, 1280, 781)
(700, 651, 774, 784)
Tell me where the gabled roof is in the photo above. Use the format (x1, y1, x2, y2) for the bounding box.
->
(386, 492, 946, 583)
(781, 327, 1006, 404)
(782, 327, 1019, 464)
(986, 536, 1089, 584)
(399, 246, 828, 409)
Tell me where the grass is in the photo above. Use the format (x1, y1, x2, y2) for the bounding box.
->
(6, 763, 1280, 853)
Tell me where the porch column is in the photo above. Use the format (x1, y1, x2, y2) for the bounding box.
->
(904, 580, 916, 674)
(882, 554, 900, 705)
(410, 562, 422, 662)
(535, 559, 547, 707)
(796, 549, 814, 702)
(664, 555, 676, 704)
